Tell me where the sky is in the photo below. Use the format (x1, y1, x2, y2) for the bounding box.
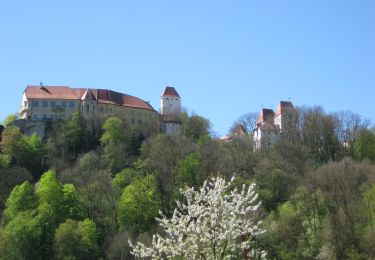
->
(1, 1, 374, 136)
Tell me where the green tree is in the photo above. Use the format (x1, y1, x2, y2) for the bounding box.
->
(36, 170, 67, 259)
(2, 211, 42, 260)
(63, 183, 82, 220)
(181, 113, 211, 141)
(118, 174, 161, 233)
(112, 165, 146, 192)
(174, 153, 201, 198)
(54, 218, 99, 260)
(1, 127, 45, 178)
(100, 117, 129, 173)
(3, 114, 18, 127)
(65, 112, 86, 156)
(354, 129, 375, 162)
(4, 181, 36, 221)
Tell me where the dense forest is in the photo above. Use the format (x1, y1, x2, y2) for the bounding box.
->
(1, 106, 375, 259)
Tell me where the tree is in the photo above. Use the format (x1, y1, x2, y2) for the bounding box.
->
(181, 113, 211, 141)
(174, 153, 201, 197)
(354, 129, 375, 162)
(333, 111, 368, 156)
(299, 106, 340, 163)
(118, 175, 161, 233)
(230, 112, 258, 135)
(2, 211, 42, 260)
(3, 114, 18, 127)
(4, 181, 36, 221)
(65, 112, 86, 157)
(1, 127, 45, 178)
(129, 176, 265, 259)
(54, 218, 99, 260)
(100, 117, 130, 173)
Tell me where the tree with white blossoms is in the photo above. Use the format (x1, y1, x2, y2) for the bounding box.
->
(129, 176, 266, 259)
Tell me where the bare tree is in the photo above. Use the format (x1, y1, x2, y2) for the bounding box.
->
(230, 112, 258, 135)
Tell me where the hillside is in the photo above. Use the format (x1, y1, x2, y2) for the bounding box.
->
(1, 107, 375, 259)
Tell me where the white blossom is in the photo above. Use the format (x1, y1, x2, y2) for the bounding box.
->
(129, 176, 266, 259)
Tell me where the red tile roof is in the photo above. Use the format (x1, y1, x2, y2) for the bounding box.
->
(275, 101, 295, 116)
(24, 86, 85, 100)
(24, 86, 155, 111)
(161, 86, 180, 97)
(257, 108, 275, 125)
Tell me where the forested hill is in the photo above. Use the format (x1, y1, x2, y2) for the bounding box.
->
(1, 107, 375, 259)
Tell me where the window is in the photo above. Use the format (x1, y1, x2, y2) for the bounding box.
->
(138, 119, 142, 125)
(32, 114, 38, 120)
(61, 101, 67, 108)
(69, 101, 75, 108)
(138, 111, 141, 117)
(50, 101, 56, 108)
(43, 101, 48, 107)
(131, 111, 134, 116)
(131, 118, 135, 125)
(86, 104, 89, 113)
(100, 107, 103, 112)
(32, 101, 39, 107)
(43, 114, 48, 120)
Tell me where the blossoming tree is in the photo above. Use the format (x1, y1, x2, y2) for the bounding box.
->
(129, 176, 266, 259)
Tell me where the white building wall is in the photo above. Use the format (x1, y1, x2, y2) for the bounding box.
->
(160, 96, 181, 115)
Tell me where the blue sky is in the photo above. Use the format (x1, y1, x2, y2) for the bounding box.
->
(1, 1, 374, 135)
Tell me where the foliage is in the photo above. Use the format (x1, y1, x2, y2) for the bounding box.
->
(180, 113, 211, 141)
(54, 218, 99, 260)
(0, 106, 375, 259)
(1, 127, 45, 178)
(354, 128, 375, 162)
(118, 174, 161, 233)
(129, 176, 265, 259)
(3, 114, 18, 127)
(4, 181, 36, 221)
(100, 117, 130, 173)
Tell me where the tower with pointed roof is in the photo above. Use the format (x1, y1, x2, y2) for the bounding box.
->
(160, 86, 181, 116)
(160, 86, 182, 135)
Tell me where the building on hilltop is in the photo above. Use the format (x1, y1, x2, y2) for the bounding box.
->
(253, 101, 298, 150)
(160, 86, 182, 135)
(18, 85, 159, 137)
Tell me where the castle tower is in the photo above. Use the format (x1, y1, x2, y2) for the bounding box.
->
(160, 86, 181, 116)
(274, 101, 298, 135)
(160, 86, 182, 135)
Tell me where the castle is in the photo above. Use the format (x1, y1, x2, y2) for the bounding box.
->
(253, 101, 298, 149)
(17, 85, 181, 137)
